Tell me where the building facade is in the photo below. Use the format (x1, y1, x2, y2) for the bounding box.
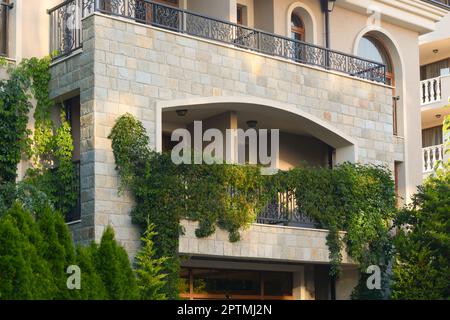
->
(1, 0, 448, 300)
(419, 5, 450, 176)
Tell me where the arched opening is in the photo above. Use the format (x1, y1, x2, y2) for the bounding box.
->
(286, 4, 317, 44)
(156, 97, 358, 168)
(357, 35, 394, 86)
(357, 34, 397, 135)
(291, 13, 305, 41)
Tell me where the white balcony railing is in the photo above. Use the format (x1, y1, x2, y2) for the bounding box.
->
(420, 76, 442, 105)
(423, 144, 444, 173)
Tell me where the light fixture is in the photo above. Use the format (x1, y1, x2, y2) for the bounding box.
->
(176, 109, 188, 117)
(247, 120, 258, 128)
(327, 0, 337, 12)
(321, 0, 337, 13)
(436, 114, 442, 119)
(433, 49, 439, 54)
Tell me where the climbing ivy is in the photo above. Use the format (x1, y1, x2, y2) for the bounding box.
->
(109, 113, 396, 299)
(0, 56, 77, 216)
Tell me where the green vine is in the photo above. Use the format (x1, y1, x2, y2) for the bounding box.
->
(109, 113, 396, 299)
(0, 56, 77, 216)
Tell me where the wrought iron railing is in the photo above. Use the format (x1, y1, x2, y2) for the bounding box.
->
(257, 190, 316, 228)
(48, 0, 386, 83)
(0, 2, 13, 57)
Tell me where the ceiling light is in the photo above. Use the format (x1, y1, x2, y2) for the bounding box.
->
(176, 109, 188, 117)
(247, 120, 258, 128)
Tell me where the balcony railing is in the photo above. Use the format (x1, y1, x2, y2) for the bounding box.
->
(421, 76, 442, 105)
(257, 190, 316, 228)
(48, 0, 386, 83)
(423, 144, 444, 173)
(0, 2, 13, 57)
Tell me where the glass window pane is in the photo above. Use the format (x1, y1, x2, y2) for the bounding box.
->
(263, 272, 293, 296)
(357, 36, 392, 72)
(179, 268, 190, 294)
(192, 269, 260, 296)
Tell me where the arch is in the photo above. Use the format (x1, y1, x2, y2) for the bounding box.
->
(286, 2, 318, 45)
(353, 26, 405, 87)
(353, 26, 411, 201)
(156, 96, 358, 164)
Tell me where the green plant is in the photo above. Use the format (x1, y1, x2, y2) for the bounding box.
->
(391, 171, 450, 300)
(37, 207, 78, 299)
(0, 203, 56, 299)
(0, 59, 32, 186)
(135, 223, 169, 300)
(0, 56, 77, 217)
(95, 226, 139, 300)
(75, 244, 108, 300)
(109, 114, 397, 299)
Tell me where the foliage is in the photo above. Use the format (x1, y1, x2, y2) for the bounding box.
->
(391, 171, 450, 300)
(95, 226, 139, 300)
(75, 244, 108, 300)
(288, 164, 396, 277)
(25, 111, 77, 215)
(109, 113, 396, 299)
(0, 56, 77, 218)
(0, 59, 32, 185)
(37, 206, 78, 299)
(0, 202, 142, 300)
(135, 224, 169, 300)
(0, 203, 56, 299)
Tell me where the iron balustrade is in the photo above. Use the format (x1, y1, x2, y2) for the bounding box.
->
(48, 0, 386, 83)
(0, 2, 13, 57)
(257, 190, 316, 228)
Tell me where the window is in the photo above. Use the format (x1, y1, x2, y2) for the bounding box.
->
(237, 5, 244, 25)
(0, 1, 9, 56)
(422, 125, 443, 148)
(64, 96, 81, 223)
(358, 35, 398, 135)
(180, 268, 294, 300)
(291, 13, 305, 41)
(357, 35, 394, 85)
(420, 58, 450, 80)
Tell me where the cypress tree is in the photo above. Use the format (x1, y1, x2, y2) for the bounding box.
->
(95, 226, 139, 300)
(37, 207, 78, 299)
(75, 244, 108, 300)
(0, 203, 55, 299)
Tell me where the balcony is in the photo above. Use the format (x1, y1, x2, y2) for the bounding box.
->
(422, 144, 445, 173)
(420, 75, 450, 107)
(423, 0, 450, 9)
(421, 76, 442, 106)
(48, 0, 386, 84)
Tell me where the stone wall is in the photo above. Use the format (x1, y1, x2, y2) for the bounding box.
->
(180, 220, 353, 264)
(49, 13, 396, 256)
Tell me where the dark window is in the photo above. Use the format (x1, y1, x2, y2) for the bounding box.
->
(422, 125, 443, 147)
(291, 13, 305, 41)
(180, 268, 293, 300)
(64, 96, 81, 223)
(0, 1, 9, 56)
(420, 58, 450, 80)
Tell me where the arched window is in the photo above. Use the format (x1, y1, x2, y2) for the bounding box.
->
(358, 34, 397, 136)
(291, 13, 305, 42)
(357, 35, 394, 85)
